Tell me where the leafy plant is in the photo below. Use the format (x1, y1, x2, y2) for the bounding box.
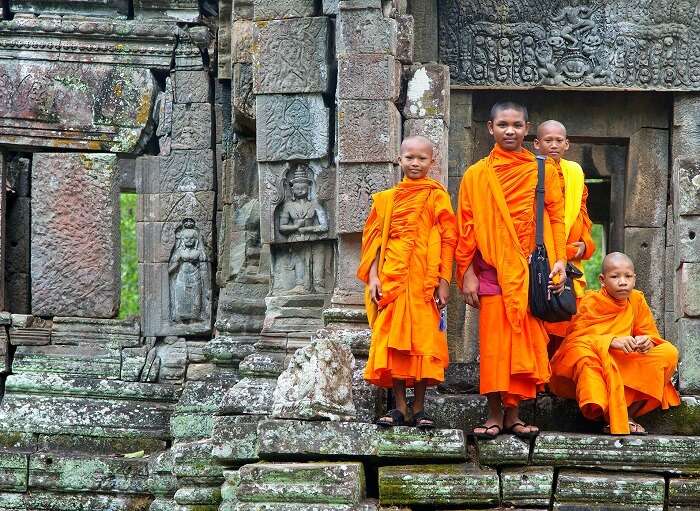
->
(119, 193, 139, 319)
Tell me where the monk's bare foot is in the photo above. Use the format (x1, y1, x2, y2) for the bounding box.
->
(473, 409, 503, 439)
(504, 407, 539, 439)
(628, 420, 648, 435)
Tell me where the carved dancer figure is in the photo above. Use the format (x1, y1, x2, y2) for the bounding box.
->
(168, 218, 207, 322)
(550, 253, 680, 435)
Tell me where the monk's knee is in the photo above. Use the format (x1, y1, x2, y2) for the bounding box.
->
(654, 342, 679, 366)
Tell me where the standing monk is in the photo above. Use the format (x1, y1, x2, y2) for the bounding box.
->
(534, 120, 596, 345)
(550, 252, 680, 435)
(358, 136, 458, 429)
(456, 102, 567, 439)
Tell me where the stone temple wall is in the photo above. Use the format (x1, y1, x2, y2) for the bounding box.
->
(0, 0, 697, 510)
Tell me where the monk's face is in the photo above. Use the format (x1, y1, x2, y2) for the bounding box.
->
(599, 260, 636, 300)
(534, 126, 569, 162)
(488, 109, 529, 151)
(399, 140, 434, 180)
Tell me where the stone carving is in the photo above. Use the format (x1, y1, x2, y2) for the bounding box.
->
(271, 242, 333, 296)
(168, 219, 210, 324)
(253, 0, 316, 20)
(9, 0, 129, 16)
(337, 100, 401, 163)
(336, 8, 398, 55)
(0, 61, 157, 153)
(172, 103, 212, 150)
(253, 17, 329, 94)
(439, 0, 700, 90)
(233, 63, 255, 130)
(271, 337, 356, 421)
(31, 153, 119, 318)
(0, 15, 178, 69)
(336, 163, 395, 234)
(277, 164, 329, 242)
(256, 94, 329, 162)
(133, 0, 201, 22)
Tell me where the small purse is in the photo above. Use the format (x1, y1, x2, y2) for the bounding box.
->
(528, 155, 577, 323)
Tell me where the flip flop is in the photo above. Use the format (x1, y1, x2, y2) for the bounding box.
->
(505, 421, 539, 440)
(473, 424, 502, 440)
(376, 409, 405, 428)
(412, 410, 436, 430)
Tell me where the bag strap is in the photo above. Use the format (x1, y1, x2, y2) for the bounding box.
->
(535, 155, 546, 247)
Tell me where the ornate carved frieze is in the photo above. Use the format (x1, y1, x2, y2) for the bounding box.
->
(0, 60, 157, 152)
(439, 0, 700, 90)
(8, 0, 129, 17)
(0, 15, 177, 69)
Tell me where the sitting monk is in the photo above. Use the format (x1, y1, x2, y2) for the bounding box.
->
(357, 135, 458, 429)
(550, 252, 680, 435)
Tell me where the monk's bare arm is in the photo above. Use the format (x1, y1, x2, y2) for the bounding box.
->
(544, 165, 567, 291)
(368, 251, 382, 302)
(462, 263, 479, 309)
(455, 171, 477, 289)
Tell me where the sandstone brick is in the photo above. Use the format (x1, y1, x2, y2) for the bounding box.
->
(675, 215, 700, 265)
(395, 14, 415, 64)
(31, 153, 119, 318)
(172, 103, 212, 150)
(625, 128, 669, 227)
(673, 93, 700, 158)
(679, 318, 700, 393)
(336, 163, 395, 233)
(337, 9, 397, 55)
(337, 54, 401, 101)
(501, 466, 554, 508)
(678, 263, 700, 317)
(676, 157, 700, 216)
(555, 470, 664, 508)
(404, 117, 449, 184)
(403, 63, 450, 123)
(232, 20, 256, 64)
(337, 100, 400, 163)
(174, 70, 210, 104)
(624, 227, 665, 325)
(253, 0, 316, 20)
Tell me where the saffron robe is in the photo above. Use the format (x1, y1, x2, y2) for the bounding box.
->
(358, 178, 458, 388)
(545, 158, 596, 338)
(550, 288, 680, 434)
(455, 145, 566, 406)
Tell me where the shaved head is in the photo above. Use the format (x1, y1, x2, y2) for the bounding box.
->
(401, 135, 435, 156)
(490, 101, 528, 122)
(537, 119, 567, 139)
(602, 252, 635, 274)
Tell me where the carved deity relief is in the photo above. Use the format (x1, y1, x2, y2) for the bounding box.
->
(271, 241, 333, 296)
(276, 164, 329, 243)
(168, 218, 210, 323)
(439, 0, 700, 90)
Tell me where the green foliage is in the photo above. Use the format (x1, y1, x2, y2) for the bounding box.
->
(583, 223, 604, 290)
(119, 193, 140, 319)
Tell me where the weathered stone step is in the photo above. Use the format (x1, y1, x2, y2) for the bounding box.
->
(12, 344, 122, 379)
(554, 470, 665, 511)
(378, 463, 499, 507)
(501, 466, 554, 508)
(533, 432, 700, 474)
(0, 491, 151, 510)
(254, 420, 467, 462)
(669, 477, 700, 506)
(235, 462, 365, 505)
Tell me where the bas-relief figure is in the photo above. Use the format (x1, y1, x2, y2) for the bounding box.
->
(277, 164, 329, 242)
(439, 0, 700, 90)
(168, 218, 210, 323)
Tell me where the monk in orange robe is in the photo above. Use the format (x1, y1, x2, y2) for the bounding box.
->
(534, 120, 597, 347)
(456, 102, 568, 439)
(550, 252, 680, 435)
(358, 136, 458, 429)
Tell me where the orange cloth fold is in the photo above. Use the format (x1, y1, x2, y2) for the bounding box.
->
(358, 178, 457, 388)
(455, 145, 566, 402)
(550, 288, 680, 434)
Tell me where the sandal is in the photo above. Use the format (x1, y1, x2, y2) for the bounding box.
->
(473, 424, 502, 440)
(505, 421, 539, 440)
(376, 408, 405, 427)
(412, 410, 436, 430)
(628, 420, 648, 436)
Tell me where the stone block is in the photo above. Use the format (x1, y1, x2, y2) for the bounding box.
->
(12, 344, 121, 379)
(501, 466, 554, 508)
(237, 462, 365, 504)
(676, 157, 700, 216)
(642, 395, 700, 435)
(533, 432, 700, 474)
(219, 377, 277, 415)
(404, 117, 449, 184)
(6, 196, 30, 314)
(174, 70, 210, 104)
(554, 470, 664, 508)
(257, 419, 467, 460)
(533, 393, 599, 434)
(28, 452, 149, 494)
(673, 94, 700, 158)
(625, 128, 669, 227)
(51, 316, 141, 348)
(423, 391, 487, 431)
(669, 477, 700, 506)
(337, 54, 401, 101)
(7, 326, 49, 347)
(133, 0, 200, 21)
(174, 486, 221, 505)
(337, 100, 401, 163)
(676, 215, 700, 265)
(9, 0, 129, 16)
(233, 0, 254, 19)
(408, 0, 438, 62)
(476, 434, 530, 466)
(253, 0, 316, 20)
(6, 156, 30, 198)
(218, 0, 233, 79)
(679, 263, 700, 317)
(233, 63, 256, 131)
(256, 94, 329, 162)
(38, 434, 165, 457)
(211, 415, 262, 463)
(254, 17, 329, 94)
(31, 153, 119, 317)
(679, 318, 700, 393)
(148, 450, 176, 497)
(395, 14, 415, 64)
(0, 491, 152, 510)
(0, 451, 28, 492)
(172, 439, 223, 483)
(339, 0, 381, 8)
(624, 227, 665, 323)
(378, 464, 499, 506)
(172, 103, 212, 150)
(232, 20, 256, 64)
(337, 9, 397, 55)
(403, 64, 451, 123)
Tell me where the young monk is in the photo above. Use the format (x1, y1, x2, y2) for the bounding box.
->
(456, 102, 567, 439)
(534, 120, 596, 347)
(358, 135, 458, 429)
(550, 252, 680, 435)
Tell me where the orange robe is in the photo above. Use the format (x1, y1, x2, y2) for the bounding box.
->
(358, 177, 458, 388)
(545, 159, 596, 338)
(550, 288, 680, 434)
(455, 145, 566, 406)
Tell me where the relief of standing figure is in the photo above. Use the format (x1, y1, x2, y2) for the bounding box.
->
(168, 218, 208, 322)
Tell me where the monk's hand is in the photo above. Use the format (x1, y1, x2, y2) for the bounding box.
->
(611, 336, 637, 354)
(548, 260, 567, 294)
(572, 241, 586, 259)
(368, 275, 382, 303)
(435, 278, 450, 309)
(634, 335, 654, 353)
(462, 268, 480, 309)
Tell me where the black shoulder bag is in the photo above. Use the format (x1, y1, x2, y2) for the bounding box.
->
(528, 155, 578, 322)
